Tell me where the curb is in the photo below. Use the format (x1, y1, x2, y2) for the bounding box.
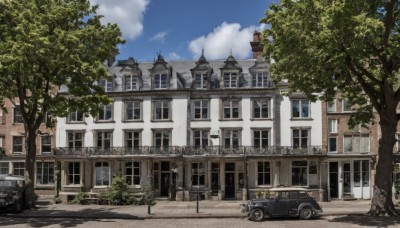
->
(0, 212, 367, 220)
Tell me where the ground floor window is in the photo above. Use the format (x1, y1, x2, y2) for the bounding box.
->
(192, 162, 205, 186)
(0, 162, 9, 175)
(95, 162, 110, 186)
(13, 162, 25, 176)
(292, 161, 308, 186)
(36, 162, 54, 185)
(125, 161, 141, 185)
(257, 161, 271, 185)
(354, 160, 369, 187)
(67, 162, 81, 185)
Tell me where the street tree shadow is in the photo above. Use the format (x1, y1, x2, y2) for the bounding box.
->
(329, 214, 400, 227)
(0, 207, 144, 227)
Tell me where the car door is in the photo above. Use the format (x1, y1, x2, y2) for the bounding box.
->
(271, 191, 289, 216)
(287, 191, 300, 215)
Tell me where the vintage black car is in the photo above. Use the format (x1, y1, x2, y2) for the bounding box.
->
(0, 175, 25, 213)
(242, 188, 323, 221)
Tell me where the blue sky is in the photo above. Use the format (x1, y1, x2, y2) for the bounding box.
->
(90, 0, 275, 61)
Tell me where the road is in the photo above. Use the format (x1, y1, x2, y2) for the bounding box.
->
(1, 215, 400, 228)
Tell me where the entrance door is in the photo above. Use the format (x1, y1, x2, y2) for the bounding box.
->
(329, 162, 339, 198)
(211, 163, 220, 195)
(343, 162, 351, 194)
(160, 161, 170, 197)
(225, 173, 235, 198)
(225, 163, 235, 198)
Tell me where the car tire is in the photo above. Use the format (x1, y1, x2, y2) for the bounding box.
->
(12, 200, 23, 214)
(299, 207, 313, 220)
(250, 208, 264, 222)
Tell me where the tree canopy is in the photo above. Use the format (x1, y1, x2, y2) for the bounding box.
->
(262, 0, 400, 216)
(0, 0, 124, 207)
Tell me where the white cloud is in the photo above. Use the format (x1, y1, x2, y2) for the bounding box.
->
(150, 31, 168, 43)
(167, 52, 181, 60)
(188, 22, 264, 60)
(90, 0, 149, 40)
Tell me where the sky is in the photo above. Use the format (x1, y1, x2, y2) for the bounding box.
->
(89, 0, 275, 62)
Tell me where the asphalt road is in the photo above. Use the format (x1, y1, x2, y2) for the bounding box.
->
(1, 215, 400, 228)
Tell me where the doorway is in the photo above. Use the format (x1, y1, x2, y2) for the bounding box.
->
(225, 163, 235, 198)
(343, 162, 351, 195)
(329, 162, 338, 198)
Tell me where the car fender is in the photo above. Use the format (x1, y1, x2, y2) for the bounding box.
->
(298, 203, 316, 212)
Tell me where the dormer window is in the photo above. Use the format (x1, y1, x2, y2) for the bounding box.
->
(252, 72, 270, 88)
(223, 73, 238, 88)
(99, 79, 113, 92)
(194, 73, 208, 89)
(125, 75, 140, 91)
(153, 74, 168, 89)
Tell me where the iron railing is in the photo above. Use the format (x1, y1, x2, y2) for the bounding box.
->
(54, 145, 326, 157)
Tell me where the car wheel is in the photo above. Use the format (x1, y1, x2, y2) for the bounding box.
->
(250, 208, 264, 222)
(12, 200, 23, 213)
(299, 207, 313, 220)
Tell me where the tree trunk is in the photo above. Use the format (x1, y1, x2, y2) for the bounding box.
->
(24, 128, 37, 208)
(368, 114, 399, 216)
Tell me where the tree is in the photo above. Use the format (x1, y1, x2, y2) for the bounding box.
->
(0, 0, 124, 208)
(261, 0, 400, 216)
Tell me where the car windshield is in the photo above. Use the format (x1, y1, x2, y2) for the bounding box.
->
(0, 180, 17, 187)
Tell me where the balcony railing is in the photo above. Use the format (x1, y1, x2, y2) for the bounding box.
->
(55, 146, 326, 157)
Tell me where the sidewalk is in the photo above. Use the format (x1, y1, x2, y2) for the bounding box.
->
(0, 198, 380, 220)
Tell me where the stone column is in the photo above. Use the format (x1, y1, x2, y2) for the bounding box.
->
(219, 162, 225, 200)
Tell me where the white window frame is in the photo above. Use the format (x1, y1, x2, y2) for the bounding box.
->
(223, 72, 238, 88)
(223, 129, 241, 148)
(252, 72, 269, 88)
(0, 162, 9, 175)
(41, 136, 52, 154)
(328, 119, 338, 133)
(328, 136, 337, 153)
(291, 99, 310, 118)
(154, 130, 171, 148)
(193, 129, 209, 147)
(194, 73, 208, 89)
(342, 98, 352, 112)
(125, 161, 141, 186)
(125, 100, 142, 121)
(125, 75, 140, 91)
(252, 99, 269, 119)
(36, 162, 54, 185)
(12, 136, 23, 154)
(96, 131, 112, 151)
(253, 129, 269, 149)
(223, 100, 240, 119)
(68, 111, 84, 123)
(153, 100, 170, 120)
(12, 162, 25, 176)
(94, 162, 110, 186)
(13, 105, 23, 123)
(292, 129, 310, 149)
(192, 100, 209, 119)
(125, 131, 141, 149)
(97, 104, 113, 121)
(153, 74, 168, 89)
(257, 161, 271, 186)
(191, 162, 205, 186)
(343, 134, 370, 153)
(99, 79, 113, 92)
(67, 132, 84, 149)
(67, 162, 81, 185)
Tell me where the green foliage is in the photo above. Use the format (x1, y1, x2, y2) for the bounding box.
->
(107, 174, 133, 205)
(53, 196, 62, 204)
(261, 0, 400, 126)
(69, 190, 86, 205)
(143, 181, 157, 207)
(0, 0, 124, 207)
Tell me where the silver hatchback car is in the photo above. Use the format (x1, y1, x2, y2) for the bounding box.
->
(242, 187, 323, 221)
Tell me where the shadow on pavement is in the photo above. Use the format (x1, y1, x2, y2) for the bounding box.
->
(329, 214, 400, 227)
(0, 207, 144, 227)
